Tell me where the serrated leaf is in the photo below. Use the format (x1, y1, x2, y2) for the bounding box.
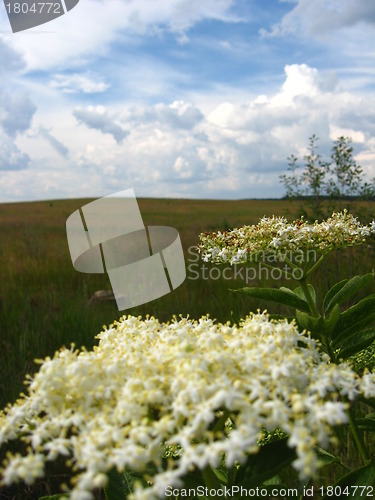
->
(231, 287, 310, 312)
(325, 273, 374, 316)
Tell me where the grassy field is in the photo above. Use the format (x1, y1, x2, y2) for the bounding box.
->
(0, 197, 295, 407)
(1, 197, 375, 499)
(1, 197, 375, 408)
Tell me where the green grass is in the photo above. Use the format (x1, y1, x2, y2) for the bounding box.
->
(1, 197, 375, 499)
(1, 197, 375, 407)
(0, 197, 300, 407)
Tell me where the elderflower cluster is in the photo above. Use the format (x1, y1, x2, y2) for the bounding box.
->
(199, 210, 375, 265)
(1, 313, 374, 499)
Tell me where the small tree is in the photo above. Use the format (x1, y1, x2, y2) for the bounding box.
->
(300, 134, 328, 216)
(279, 135, 329, 218)
(327, 136, 363, 199)
(279, 154, 301, 199)
(280, 134, 375, 220)
(360, 179, 375, 200)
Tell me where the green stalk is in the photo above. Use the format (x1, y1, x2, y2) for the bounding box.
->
(283, 256, 299, 271)
(201, 465, 221, 496)
(346, 404, 370, 465)
(299, 278, 319, 318)
(305, 252, 327, 279)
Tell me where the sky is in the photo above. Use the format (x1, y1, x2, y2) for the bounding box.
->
(0, 0, 374, 201)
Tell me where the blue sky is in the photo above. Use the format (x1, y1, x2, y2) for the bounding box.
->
(0, 0, 374, 201)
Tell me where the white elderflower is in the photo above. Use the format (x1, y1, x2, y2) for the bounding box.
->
(198, 210, 375, 264)
(0, 313, 374, 499)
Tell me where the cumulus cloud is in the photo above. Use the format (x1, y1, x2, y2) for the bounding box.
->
(262, 0, 375, 38)
(69, 63, 375, 199)
(50, 73, 110, 94)
(2, 62, 375, 200)
(0, 40, 35, 172)
(124, 101, 204, 130)
(0, 130, 30, 171)
(73, 106, 129, 144)
(0, 93, 36, 137)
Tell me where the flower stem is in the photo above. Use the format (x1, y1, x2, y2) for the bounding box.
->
(201, 465, 221, 494)
(299, 278, 319, 318)
(305, 252, 328, 279)
(346, 404, 370, 465)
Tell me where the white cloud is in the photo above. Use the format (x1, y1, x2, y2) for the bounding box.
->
(0, 40, 35, 172)
(50, 73, 110, 93)
(2, 0, 238, 71)
(123, 101, 204, 130)
(262, 0, 375, 38)
(0, 92, 36, 137)
(73, 106, 129, 144)
(0, 130, 30, 171)
(1, 63, 375, 200)
(173, 156, 193, 178)
(66, 65, 373, 198)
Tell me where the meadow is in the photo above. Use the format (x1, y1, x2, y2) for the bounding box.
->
(1, 197, 375, 499)
(0, 197, 303, 408)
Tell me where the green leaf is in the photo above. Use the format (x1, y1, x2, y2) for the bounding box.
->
(337, 327, 375, 359)
(357, 396, 375, 410)
(331, 294, 375, 342)
(234, 437, 296, 489)
(293, 284, 316, 305)
(296, 310, 324, 338)
(315, 447, 342, 466)
(104, 469, 130, 500)
(323, 461, 375, 499)
(323, 279, 348, 313)
(325, 273, 374, 315)
(355, 417, 375, 432)
(231, 287, 310, 312)
(104, 465, 156, 500)
(296, 310, 314, 332)
(180, 467, 207, 490)
(324, 304, 341, 336)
